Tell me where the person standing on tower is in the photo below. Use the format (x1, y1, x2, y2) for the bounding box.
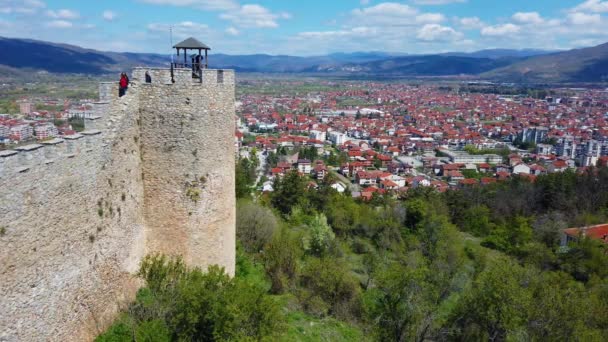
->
(119, 73, 128, 97)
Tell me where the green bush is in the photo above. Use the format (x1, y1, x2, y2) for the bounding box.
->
(237, 200, 278, 253)
(303, 214, 335, 257)
(98, 254, 284, 341)
(263, 229, 302, 294)
(299, 258, 361, 320)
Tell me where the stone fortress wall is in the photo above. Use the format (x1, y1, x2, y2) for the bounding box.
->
(0, 67, 236, 341)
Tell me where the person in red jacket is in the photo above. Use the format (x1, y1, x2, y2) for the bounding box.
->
(119, 73, 128, 97)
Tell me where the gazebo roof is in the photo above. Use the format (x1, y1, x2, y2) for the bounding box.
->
(173, 37, 211, 50)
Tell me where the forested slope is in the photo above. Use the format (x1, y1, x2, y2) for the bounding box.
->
(98, 161, 608, 341)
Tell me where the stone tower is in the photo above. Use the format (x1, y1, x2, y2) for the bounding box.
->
(134, 66, 236, 275)
(0, 62, 236, 340)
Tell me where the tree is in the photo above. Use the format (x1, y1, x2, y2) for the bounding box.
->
(364, 261, 431, 342)
(266, 151, 279, 168)
(325, 151, 338, 166)
(271, 171, 306, 216)
(303, 214, 336, 256)
(461, 205, 495, 237)
(559, 237, 608, 282)
(532, 212, 567, 247)
(263, 228, 302, 294)
(235, 157, 257, 199)
(527, 271, 595, 341)
(300, 257, 361, 320)
(236, 200, 278, 253)
(482, 216, 533, 253)
(404, 198, 428, 230)
(447, 258, 532, 341)
(325, 193, 361, 236)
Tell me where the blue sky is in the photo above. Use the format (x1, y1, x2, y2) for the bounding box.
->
(1, 0, 607, 55)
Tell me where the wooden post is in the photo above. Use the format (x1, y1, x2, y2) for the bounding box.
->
(197, 48, 202, 83)
(184, 48, 187, 67)
(205, 49, 208, 69)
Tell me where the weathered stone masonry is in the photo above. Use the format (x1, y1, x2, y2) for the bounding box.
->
(0, 67, 236, 341)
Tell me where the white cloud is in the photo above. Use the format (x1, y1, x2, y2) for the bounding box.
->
(568, 12, 601, 24)
(0, 0, 46, 15)
(220, 4, 290, 28)
(512, 12, 543, 24)
(412, 0, 467, 4)
(415, 13, 445, 23)
(574, 0, 608, 13)
(457, 16, 484, 29)
(571, 37, 606, 46)
(416, 23, 463, 41)
(225, 26, 239, 36)
(102, 10, 117, 22)
(46, 20, 72, 28)
(46, 9, 79, 20)
(352, 2, 417, 18)
(137, 0, 238, 11)
(146, 21, 217, 46)
(349, 2, 423, 27)
(298, 26, 377, 39)
(148, 21, 209, 36)
(481, 23, 520, 36)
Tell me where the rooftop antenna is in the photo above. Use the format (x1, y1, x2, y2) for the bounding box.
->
(169, 26, 174, 63)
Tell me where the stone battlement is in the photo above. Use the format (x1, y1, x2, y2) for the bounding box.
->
(0, 67, 236, 341)
(0, 131, 102, 178)
(131, 67, 235, 86)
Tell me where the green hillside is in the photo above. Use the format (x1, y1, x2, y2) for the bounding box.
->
(484, 42, 608, 82)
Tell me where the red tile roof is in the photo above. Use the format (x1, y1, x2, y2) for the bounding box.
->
(563, 224, 608, 244)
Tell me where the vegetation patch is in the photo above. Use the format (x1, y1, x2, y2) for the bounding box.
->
(185, 175, 208, 203)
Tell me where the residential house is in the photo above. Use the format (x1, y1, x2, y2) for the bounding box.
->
(297, 159, 312, 174)
(548, 160, 569, 173)
(512, 163, 531, 175)
(561, 224, 608, 246)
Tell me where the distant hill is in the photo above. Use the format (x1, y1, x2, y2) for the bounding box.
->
(0, 36, 607, 82)
(0, 37, 398, 75)
(441, 49, 555, 59)
(483, 43, 608, 82)
(316, 55, 518, 77)
(0, 37, 168, 74)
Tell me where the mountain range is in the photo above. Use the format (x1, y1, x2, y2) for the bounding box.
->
(1, 36, 607, 83)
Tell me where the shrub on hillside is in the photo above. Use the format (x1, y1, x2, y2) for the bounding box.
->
(97, 254, 284, 342)
(236, 200, 278, 253)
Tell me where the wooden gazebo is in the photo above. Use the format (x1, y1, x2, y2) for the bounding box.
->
(171, 37, 211, 83)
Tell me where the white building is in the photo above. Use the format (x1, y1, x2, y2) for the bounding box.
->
(0, 125, 9, 138)
(441, 149, 503, 164)
(329, 131, 349, 146)
(512, 163, 531, 175)
(34, 124, 59, 140)
(67, 109, 95, 119)
(310, 130, 326, 142)
(10, 124, 33, 140)
(380, 174, 406, 187)
(297, 159, 312, 174)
